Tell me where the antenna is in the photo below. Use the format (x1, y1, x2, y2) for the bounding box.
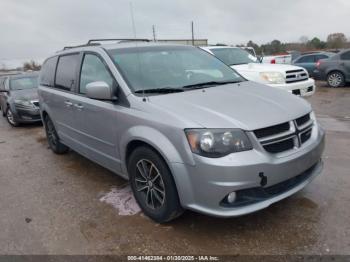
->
(191, 21, 195, 46)
(152, 25, 157, 42)
(129, 2, 146, 101)
(130, 2, 137, 39)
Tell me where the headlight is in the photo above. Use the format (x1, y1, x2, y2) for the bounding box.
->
(260, 72, 285, 84)
(185, 129, 253, 158)
(14, 99, 33, 107)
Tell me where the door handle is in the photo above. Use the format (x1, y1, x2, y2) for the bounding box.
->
(64, 101, 73, 107)
(74, 104, 84, 110)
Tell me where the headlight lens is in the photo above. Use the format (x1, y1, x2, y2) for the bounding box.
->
(14, 99, 32, 107)
(260, 72, 285, 84)
(185, 129, 253, 158)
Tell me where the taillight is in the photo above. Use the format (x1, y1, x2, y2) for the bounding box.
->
(316, 60, 321, 69)
(271, 59, 276, 64)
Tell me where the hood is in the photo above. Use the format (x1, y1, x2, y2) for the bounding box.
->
(232, 63, 304, 74)
(148, 81, 311, 130)
(11, 88, 39, 101)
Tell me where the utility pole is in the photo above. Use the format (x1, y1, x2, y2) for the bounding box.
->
(152, 25, 156, 41)
(191, 21, 194, 46)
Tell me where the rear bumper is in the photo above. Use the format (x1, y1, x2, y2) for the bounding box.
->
(171, 124, 325, 217)
(271, 78, 316, 97)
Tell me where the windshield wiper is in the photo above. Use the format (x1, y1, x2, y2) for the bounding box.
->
(134, 87, 184, 94)
(182, 80, 241, 89)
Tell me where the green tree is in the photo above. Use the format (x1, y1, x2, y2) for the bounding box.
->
(247, 40, 260, 54)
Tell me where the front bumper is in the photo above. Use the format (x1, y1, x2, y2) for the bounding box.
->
(171, 125, 325, 217)
(13, 106, 41, 123)
(271, 78, 316, 97)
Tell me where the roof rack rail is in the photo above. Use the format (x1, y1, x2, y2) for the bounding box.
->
(87, 38, 151, 44)
(63, 43, 101, 50)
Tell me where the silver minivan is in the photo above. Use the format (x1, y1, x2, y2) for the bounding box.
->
(38, 40, 325, 223)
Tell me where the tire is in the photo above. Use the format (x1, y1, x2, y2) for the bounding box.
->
(128, 146, 184, 223)
(44, 115, 69, 154)
(6, 107, 19, 127)
(327, 71, 345, 88)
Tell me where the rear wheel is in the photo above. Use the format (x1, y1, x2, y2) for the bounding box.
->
(44, 115, 69, 154)
(128, 146, 183, 223)
(6, 107, 19, 127)
(327, 71, 345, 88)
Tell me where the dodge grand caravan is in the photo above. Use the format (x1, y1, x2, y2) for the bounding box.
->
(38, 39, 325, 223)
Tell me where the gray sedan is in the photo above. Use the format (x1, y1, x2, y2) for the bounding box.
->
(0, 73, 41, 126)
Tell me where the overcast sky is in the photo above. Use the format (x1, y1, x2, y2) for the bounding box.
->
(0, 0, 349, 67)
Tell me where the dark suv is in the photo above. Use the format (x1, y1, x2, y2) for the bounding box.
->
(314, 49, 350, 87)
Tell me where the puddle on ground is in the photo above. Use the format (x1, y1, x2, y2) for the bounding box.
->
(100, 185, 141, 216)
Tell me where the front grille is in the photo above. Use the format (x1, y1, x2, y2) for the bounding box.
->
(285, 69, 308, 84)
(254, 122, 290, 139)
(253, 113, 313, 154)
(263, 138, 295, 153)
(296, 114, 310, 127)
(220, 161, 319, 208)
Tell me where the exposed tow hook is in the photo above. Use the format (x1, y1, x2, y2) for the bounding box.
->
(259, 172, 267, 187)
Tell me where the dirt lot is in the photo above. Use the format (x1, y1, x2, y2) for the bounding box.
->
(0, 82, 349, 255)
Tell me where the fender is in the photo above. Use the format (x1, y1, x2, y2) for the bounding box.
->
(119, 125, 196, 206)
(325, 67, 346, 77)
(119, 125, 195, 174)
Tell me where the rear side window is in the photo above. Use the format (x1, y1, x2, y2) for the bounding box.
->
(340, 51, 350, 60)
(40, 56, 58, 87)
(297, 55, 315, 63)
(55, 54, 80, 91)
(315, 54, 328, 61)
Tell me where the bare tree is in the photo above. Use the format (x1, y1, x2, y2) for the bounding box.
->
(327, 33, 347, 49)
(23, 60, 41, 71)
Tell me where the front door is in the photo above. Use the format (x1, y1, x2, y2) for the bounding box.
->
(72, 53, 122, 173)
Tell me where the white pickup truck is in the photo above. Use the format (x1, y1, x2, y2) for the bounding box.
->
(200, 46, 315, 97)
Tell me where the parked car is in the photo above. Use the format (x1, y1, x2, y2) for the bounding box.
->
(200, 46, 316, 96)
(39, 40, 325, 223)
(314, 49, 350, 87)
(292, 52, 334, 77)
(0, 72, 40, 126)
(262, 54, 292, 64)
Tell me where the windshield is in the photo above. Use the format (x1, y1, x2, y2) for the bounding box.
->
(210, 48, 258, 66)
(10, 76, 38, 90)
(107, 46, 244, 93)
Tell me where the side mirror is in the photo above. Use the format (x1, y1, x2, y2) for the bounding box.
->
(86, 81, 116, 101)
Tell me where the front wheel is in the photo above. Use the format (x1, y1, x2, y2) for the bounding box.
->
(327, 71, 345, 88)
(128, 146, 183, 223)
(44, 115, 69, 154)
(6, 107, 19, 127)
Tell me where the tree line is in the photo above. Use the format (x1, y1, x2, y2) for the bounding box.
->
(242, 33, 349, 55)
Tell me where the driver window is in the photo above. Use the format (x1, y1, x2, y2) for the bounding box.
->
(80, 54, 114, 94)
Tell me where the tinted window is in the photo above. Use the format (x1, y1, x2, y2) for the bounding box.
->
(10, 76, 38, 90)
(340, 51, 350, 60)
(55, 54, 80, 91)
(297, 55, 315, 63)
(210, 48, 257, 65)
(315, 54, 328, 61)
(79, 54, 114, 94)
(40, 56, 58, 86)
